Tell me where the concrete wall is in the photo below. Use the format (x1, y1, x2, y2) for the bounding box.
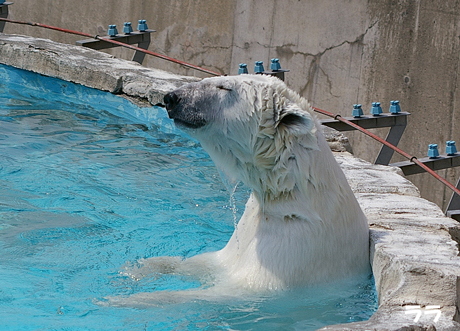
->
(3, 0, 460, 210)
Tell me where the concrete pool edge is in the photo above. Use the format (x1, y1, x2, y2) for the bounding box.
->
(0, 34, 200, 106)
(322, 154, 460, 330)
(1, 34, 459, 331)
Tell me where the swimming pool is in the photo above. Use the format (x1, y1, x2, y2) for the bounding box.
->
(0, 64, 377, 330)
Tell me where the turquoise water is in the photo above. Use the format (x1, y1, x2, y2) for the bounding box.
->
(0, 64, 377, 330)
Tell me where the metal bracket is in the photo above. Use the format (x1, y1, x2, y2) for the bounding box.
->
(260, 69, 290, 81)
(76, 29, 155, 64)
(389, 154, 460, 176)
(375, 122, 407, 165)
(390, 153, 460, 218)
(0, 2, 13, 33)
(320, 112, 409, 165)
(446, 178, 460, 221)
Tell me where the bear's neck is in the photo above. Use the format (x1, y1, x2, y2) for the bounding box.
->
(244, 145, 344, 210)
(246, 169, 305, 209)
(239, 160, 300, 202)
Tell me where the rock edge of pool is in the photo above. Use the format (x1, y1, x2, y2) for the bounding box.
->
(1, 33, 459, 331)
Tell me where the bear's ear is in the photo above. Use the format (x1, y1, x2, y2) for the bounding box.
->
(277, 100, 315, 134)
(278, 106, 313, 132)
(276, 101, 319, 150)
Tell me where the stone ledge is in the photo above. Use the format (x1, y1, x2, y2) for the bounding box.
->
(0, 34, 199, 105)
(1, 34, 459, 330)
(325, 154, 460, 330)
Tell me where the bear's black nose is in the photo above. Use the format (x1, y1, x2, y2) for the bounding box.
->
(164, 92, 180, 111)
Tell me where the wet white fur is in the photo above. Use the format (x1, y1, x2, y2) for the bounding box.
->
(117, 75, 370, 304)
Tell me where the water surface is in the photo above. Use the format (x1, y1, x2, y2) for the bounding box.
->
(0, 64, 377, 330)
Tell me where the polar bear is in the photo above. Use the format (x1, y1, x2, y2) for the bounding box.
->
(121, 74, 370, 302)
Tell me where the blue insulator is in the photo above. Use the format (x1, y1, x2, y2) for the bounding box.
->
(389, 100, 401, 114)
(137, 19, 148, 32)
(107, 25, 118, 37)
(123, 22, 133, 34)
(446, 141, 457, 155)
(238, 63, 248, 75)
(370, 102, 382, 116)
(428, 144, 439, 158)
(270, 58, 281, 71)
(394, 100, 401, 113)
(352, 104, 363, 118)
(254, 61, 265, 73)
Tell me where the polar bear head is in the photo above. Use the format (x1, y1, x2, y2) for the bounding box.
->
(164, 75, 322, 201)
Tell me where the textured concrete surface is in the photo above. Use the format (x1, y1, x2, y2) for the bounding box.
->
(0, 34, 199, 105)
(326, 153, 460, 330)
(3, 0, 459, 210)
(1, 34, 460, 330)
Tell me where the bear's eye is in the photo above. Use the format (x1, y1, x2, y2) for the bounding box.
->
(216, 85, 232, 91)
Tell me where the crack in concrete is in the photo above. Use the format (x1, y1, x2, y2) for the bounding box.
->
(298, 20, 379, 99)
(317, 20, 378, 58)
(318, 65, 341, 98)
(172, 18, 378, 82)
(266, 20, 380, 60)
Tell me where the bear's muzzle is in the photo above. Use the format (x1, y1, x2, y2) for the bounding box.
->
(164, 92, 207, 129)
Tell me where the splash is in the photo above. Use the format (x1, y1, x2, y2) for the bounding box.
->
(217, 167, 241, 248)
